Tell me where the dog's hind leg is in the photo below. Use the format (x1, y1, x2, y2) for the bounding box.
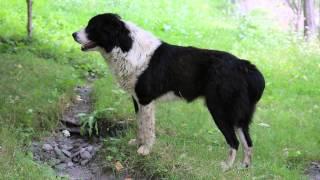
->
(206, 102, 239, 171)
(236, 127, 252, 168)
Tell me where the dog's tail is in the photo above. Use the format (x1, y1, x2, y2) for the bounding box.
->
(239, 60, 265, 104)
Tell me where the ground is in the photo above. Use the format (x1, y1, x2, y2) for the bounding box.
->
(0, 0, 320, 179)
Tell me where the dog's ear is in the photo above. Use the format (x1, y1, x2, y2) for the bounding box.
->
(117, 22, 133, 52)
(98, 19, 132, 53)
(98, 24, 118, 52)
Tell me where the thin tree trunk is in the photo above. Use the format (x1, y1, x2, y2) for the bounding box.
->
(26, 0, 33, 38)
(318, 0, 320, 39)
(303, 0, 316, 40)
(285, 0, 303, 32)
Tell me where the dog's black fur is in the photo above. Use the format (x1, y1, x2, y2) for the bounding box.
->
(74, 13, 265, 152)
(135, 43, 265, 149)
(85, 14, 133, 53)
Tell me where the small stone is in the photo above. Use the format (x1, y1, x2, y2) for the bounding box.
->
(48, 158, 61, 166)
(42, 144, 53, 151)
(51, 141, 58, 147)
(61, 149, 72, 157)
(67, 161, 74, 167)
(62, 130, 71, 137)
(72, 156, 80, 163)
(60, 144, 73, 151)
(80, 151, 92, 160)
(55, 163, 67, 170)
(80, 159, 89, 166)
(80, 147, 86, 152)
(86, 145, 93, 153)
(71, 151, 80, 158)
(54, 146, 67, 161)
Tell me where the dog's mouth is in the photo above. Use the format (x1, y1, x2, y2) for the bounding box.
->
(81, 42, 97, 51)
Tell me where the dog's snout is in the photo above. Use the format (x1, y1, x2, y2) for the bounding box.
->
(72, 32, 77, 40)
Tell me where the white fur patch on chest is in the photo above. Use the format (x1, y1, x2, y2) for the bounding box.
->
(100, 21, 161, 94)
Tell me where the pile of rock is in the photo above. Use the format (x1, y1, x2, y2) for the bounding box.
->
(306, 161, 320, 180)
(32, 133, 102, 172)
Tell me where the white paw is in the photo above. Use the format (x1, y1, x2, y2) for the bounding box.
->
(137, 145, 151, 155)
(128, 139, 137, 146)
(220, 161, 232, 172)
(241, 161, 250, 168)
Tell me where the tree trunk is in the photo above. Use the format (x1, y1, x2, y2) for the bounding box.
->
(230, 0, 236, 4)
(26, 0, 33, 38)
(318, 0, 320, 39)
(303, 0, 316, 40)
(285, 0, 303, 32)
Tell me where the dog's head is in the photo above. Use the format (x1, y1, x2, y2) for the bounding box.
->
(72, 13, 133, 53)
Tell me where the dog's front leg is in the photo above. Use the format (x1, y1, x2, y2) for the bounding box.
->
(136, 102, 155, 155)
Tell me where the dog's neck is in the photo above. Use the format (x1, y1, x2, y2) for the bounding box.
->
(99, 21, 161, 92)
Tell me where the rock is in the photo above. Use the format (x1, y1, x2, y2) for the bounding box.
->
(61, 116, 81, 126)
(60, 144, 73, 151)
(48, 158, 61, 166)
(71, 151, 80, 158)
(80, 159, 89, 166)
(42, 144, 53, 151)
(51, 141, 58, 147)
(54, 146, 67, 161)
(67, 127, 81, 134)
(55, 163, 67, 170)
(67, 161, 74, 167)
(80, 151, 92, 160)
(86, 145, 93, 153)
(72, 156, 80, 163)
(62, 129, 71, 137)
(61, 149, 72, 157)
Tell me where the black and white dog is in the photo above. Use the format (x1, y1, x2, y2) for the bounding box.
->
(72, 13, 265, 171)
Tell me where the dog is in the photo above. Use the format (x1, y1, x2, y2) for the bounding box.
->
(72, 13, 265, 171)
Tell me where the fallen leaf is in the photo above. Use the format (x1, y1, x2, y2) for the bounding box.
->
(75, 95, 83, 101)
(115, 161, 123, 172)
(257, 122, 270, 128)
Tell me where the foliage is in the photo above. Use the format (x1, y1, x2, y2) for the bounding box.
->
(0, 0, 319, 179)
(92, 0, 320, 179)
(0, 53, 79, 179)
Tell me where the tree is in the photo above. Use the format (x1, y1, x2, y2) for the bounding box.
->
(285, 0, 303, 32)
(26, 0, 33, 38)
(303, 0, 316, 40)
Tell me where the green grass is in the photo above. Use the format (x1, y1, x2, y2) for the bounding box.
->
(0, 53, 80, 179)
(0, 0, 320, 179)
(91, 0, 320, 179)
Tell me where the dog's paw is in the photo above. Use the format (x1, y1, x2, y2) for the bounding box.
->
(137, 145, 151, 156)
(220, 161, 232, 172)
(241, 161, 250, 169)
(128, 139, 137, 146)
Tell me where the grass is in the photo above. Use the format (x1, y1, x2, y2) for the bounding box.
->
(0, 0, 320, 179)
(91, 0, 320, 179)
(0, 53, 80, 179)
